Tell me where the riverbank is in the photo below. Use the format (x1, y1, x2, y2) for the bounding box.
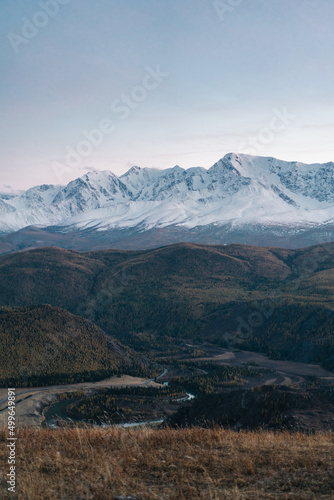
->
(0, 375, 162, 427)
(42, 391, 195, 428)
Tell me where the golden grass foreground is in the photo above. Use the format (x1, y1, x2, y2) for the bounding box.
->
(1, 426, 333, 499)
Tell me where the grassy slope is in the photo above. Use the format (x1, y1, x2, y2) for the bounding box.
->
(0, 305, 153, 386)
(0, 426, 333, 499)
(0, 243, 334, 364)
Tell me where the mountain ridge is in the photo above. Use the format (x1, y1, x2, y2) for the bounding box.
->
(1, 153, 334, 251)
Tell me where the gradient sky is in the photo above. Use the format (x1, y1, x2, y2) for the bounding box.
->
(1, 0, 334, 190)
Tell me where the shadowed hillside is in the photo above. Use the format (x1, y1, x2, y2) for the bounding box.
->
(0, 305, 154, 387)
(1, 243, 334, 367)
(169, 384, 334, 431)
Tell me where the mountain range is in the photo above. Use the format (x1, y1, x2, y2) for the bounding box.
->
(1, 153, 334, 253)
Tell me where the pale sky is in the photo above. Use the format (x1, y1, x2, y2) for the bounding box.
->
(1, 0, 334, 190)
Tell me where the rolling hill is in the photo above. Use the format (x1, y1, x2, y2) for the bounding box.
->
(0, 305, 154, 387)
(0, 242, 334, 368)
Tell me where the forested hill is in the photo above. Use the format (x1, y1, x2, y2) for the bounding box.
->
(0, 242, 334, 368)
(0, 305, 155, 387)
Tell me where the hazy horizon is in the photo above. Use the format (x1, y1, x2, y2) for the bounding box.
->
(1, 0, 334, 191)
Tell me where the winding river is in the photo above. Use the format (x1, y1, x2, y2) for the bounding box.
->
(42, 392, 195, 428)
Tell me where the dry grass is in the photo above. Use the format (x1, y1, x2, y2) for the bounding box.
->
(0, 426, 333, 499)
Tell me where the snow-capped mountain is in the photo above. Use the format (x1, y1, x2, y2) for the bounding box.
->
(1, 153, 334, 252)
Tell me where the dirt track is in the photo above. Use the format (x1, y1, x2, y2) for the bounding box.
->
(185, 348, 334, 384)
(0, 375, 161, 427)
(174, 347, 334, 391)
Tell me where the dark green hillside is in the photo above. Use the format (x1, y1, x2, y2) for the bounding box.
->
(0, 242, 334, 366)
(0, 305, 154, 387)
(169, 384, 334, 431)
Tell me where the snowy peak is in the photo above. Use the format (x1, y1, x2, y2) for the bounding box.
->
(124, 166, 141, 175)
(1, 153, 334, 235)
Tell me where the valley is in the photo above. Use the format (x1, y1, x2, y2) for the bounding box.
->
(1, 343, 333, 431)
(1, 240, 334, 497)
(0, 243, 333, 437)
